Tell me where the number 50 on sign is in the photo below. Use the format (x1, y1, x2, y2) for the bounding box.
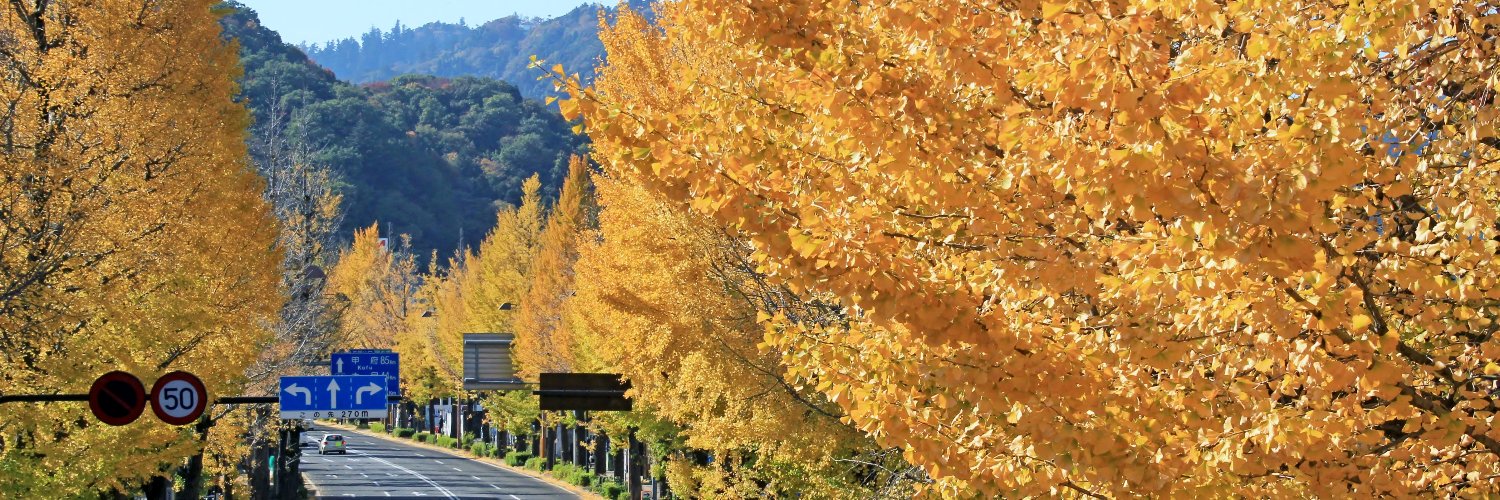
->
(151, 371, 208, 426)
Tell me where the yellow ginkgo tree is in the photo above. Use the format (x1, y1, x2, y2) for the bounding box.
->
(572, 172, 929, 496)
(327, 224, 420, 351)
(515, 156, 594, 378)
(562, 0, 1500, 496)
(0, 0, 281, 495)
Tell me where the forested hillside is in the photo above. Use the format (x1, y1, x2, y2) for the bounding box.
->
(299, 2, 646, 98)
(219, 2, 586, 259)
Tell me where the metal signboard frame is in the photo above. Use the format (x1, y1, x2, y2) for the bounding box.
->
(536, 372, 632, 411)
(463, 333, 527, 390)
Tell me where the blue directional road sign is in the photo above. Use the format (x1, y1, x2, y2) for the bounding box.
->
(278, 375, 388, 420)
(332, 352, 400, 395)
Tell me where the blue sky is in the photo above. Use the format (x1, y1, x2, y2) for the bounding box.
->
(238, 1, 599, 47)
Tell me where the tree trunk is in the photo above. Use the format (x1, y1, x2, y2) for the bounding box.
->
(178, 415, 215, 499)
(144, 475, 172, 500)
(594, 433, 608, 476)
(540, 419, 552, 470)
(613, 442, 625, 481)
(628, 431, 643, 500)
(573, 410, 587, 465)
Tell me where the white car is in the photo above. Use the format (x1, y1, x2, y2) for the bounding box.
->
(318, 434, 346, 455)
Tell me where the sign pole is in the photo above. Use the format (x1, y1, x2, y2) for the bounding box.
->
(0, 394, 89, 404)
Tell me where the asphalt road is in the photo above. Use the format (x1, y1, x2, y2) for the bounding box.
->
(299, 423, 579, 499)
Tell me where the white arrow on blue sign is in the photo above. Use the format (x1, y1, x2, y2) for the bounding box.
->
(278, 375, 388, 420)
(332, 352, 400, 395)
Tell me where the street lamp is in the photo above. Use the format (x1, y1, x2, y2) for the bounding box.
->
(424, 303, 509, 317)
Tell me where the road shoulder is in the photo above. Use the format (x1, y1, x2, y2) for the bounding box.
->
(299, 472, 320, 499)
(322, 421, 599, 499)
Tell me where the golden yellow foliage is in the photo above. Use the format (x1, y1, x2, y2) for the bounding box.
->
(515, 156, 592, 377)
(567, 0, 1500, 496)
(410, 257, 467, 400)
(459, 176, 547, 427)
(327, 224, 420, 351)
(0, 0, 281, 494)
(573, 173, 924, 496)
(461, 175, 545, 337)
(444, 174, 545, 375)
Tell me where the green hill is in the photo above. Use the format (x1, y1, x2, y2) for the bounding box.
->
(219, 2, 587, 260)
(297, 2, 650, 98)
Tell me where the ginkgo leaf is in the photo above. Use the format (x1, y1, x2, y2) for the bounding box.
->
(571, 0, 1500, 496)
(0, 1, 283, 493)
(1042, 1, 1067, 21)
(1351, 314, 1372, 332)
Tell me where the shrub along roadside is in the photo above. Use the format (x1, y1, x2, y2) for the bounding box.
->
(471, 442, 500, 458)
(503, 450, 533, 466)
(518, 454, 628, 498)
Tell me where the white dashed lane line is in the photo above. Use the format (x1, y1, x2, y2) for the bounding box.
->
(352, 449, 457, 499)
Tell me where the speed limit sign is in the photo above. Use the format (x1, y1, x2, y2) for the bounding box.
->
(150, 371, 208, 425)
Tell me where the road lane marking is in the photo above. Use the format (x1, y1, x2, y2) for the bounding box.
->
(509, 495, 521, 500)
(453, 467, 463, 471)
(490, 484, 499, 489)
(471, 475, 482, 480)
(383, 493, 390, 497)
(352, 450, 457, 499)
(341, 426, 576, 496)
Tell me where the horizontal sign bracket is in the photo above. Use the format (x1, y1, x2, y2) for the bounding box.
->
(0, 393, 89, 404)
(532, 390, 628, 397)
(2, 394, 405, 406)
